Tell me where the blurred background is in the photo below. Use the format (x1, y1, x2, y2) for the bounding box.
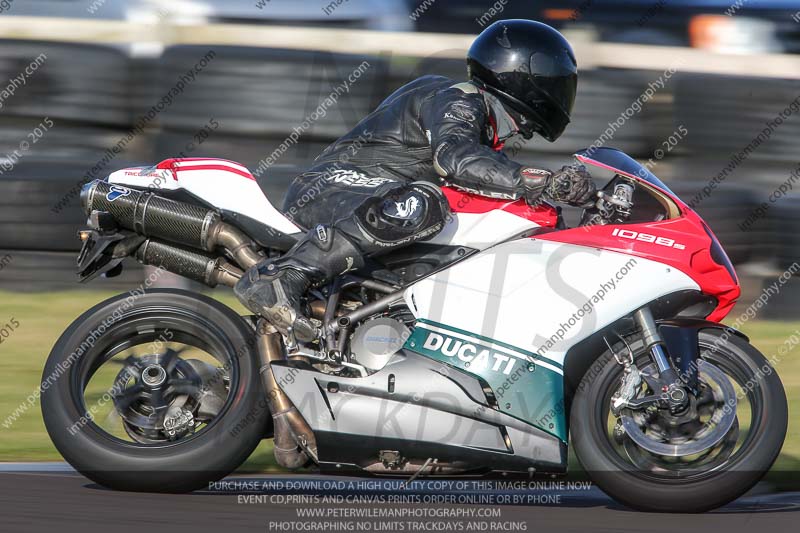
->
(1, 0, 799, 306)
(0, 0, 799, 474)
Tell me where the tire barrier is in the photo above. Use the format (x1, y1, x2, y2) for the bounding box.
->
(674, 74, 800, 163)
(0, 40, 132, 127)
(0, 40, 798, 299)
(772, 196, 800, 273)
(154, 46, 389, 138)
(670, 182, 761, 266)
(0, 160, 141, 252)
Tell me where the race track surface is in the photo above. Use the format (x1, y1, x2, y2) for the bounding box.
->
(1, 464, 798, 533)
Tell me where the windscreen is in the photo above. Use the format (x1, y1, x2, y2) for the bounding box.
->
(574, 147, 677, 198)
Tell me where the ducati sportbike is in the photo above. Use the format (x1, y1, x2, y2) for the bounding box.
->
(42, 147, 787, 512)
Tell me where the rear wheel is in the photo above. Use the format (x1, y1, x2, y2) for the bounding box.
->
(570, 329, 787, 512)
(41, 289, 270, 492)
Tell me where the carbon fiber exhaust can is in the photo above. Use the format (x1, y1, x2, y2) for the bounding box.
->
(135, 239, 242, 287)
(81, 180, 219, 250)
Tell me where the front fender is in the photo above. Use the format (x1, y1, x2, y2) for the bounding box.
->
(656, 317, 750, 388)
(656, 317, 748, 342)
(658, 318, 748, 390)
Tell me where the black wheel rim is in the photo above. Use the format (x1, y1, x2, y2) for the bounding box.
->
(71, 305, 242, 448)
(595, 337, 762, 483)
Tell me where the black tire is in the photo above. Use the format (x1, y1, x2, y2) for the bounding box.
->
(570, 329, 787, 512)
(669, 182, 758, 265)
(0, 158, 146, 253)
(157, 46, 386, 137)
(675, 74, 800, 163)
(773, 196, 800, 272)
(41, 289, 270, 492)
(0, 40, 132, 127)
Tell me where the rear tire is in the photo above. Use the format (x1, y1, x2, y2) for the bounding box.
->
(41, 289, 270, 492)
(570, 329, 787, 512)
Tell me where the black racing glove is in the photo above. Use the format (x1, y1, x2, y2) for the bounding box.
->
(519, 166, 552, 205)
(545, 164, 597, 206)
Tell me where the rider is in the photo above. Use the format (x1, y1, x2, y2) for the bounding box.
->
(235, 19, 596, 341)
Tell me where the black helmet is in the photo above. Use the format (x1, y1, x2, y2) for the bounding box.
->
(467, 19, 578, 142)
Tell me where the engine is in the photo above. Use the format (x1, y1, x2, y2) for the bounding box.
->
(348, 317, 410, 373)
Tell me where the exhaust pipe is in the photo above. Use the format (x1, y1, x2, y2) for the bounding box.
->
(82, 180, 262, 270)
(255, 320, 318, 469)
(135, 239, 243, 287)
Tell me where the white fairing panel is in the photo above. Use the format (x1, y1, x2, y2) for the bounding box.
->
(405, 238, 699, 366)
(107, 159, 302, 235)
(427, 210, 540, 250)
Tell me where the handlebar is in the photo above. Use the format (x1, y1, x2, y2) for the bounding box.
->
(582, 180, 635, 226)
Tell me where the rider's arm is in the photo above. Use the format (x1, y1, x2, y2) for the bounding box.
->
(421, 84, 550, 200)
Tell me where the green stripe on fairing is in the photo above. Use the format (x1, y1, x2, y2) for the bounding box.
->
(415, 318, 563, 369)
(404, 320, 567, 442)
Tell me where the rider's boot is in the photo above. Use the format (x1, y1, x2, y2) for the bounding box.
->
(236, 182, 449, 340)
(234, 225, 364, 342)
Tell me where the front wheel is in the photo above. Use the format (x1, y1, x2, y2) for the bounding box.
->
(41, 289, 270, 492)
(571, 329, 787, 512)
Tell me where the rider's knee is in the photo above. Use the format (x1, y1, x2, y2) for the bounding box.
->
(353, 182, 448, 245)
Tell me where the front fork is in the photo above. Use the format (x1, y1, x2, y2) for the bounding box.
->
(634, 308, 681, 383)
(614, 307, 693, 414)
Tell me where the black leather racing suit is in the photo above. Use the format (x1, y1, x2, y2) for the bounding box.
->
(282, 75, 548, 255)
(234, 75, 556, 341)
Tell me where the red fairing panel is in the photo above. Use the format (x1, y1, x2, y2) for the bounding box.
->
(534, 208, 740, 322)
(441, 186, 559, 228)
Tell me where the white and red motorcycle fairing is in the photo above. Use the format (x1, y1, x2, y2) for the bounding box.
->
(109, 150, 738, 444)
(42, 146, 784, 513)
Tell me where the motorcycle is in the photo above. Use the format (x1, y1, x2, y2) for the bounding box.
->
(41, 147, 787, 512)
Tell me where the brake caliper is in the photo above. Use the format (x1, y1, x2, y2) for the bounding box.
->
(163, 406, 195, 440)
(611, 364, 642, 416)
(606, 335, 642, 416)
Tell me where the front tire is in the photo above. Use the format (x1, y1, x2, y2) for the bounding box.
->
(41, 289, 270, 492)
(571, 329, 787, 512)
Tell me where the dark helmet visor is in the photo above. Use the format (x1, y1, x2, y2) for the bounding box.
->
(492, 71, 576, 142)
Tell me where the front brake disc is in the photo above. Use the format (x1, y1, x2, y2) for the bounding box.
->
(620, 360, 737, 457)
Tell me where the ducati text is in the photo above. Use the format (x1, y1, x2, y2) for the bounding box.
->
(422, 332, 518, 375)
